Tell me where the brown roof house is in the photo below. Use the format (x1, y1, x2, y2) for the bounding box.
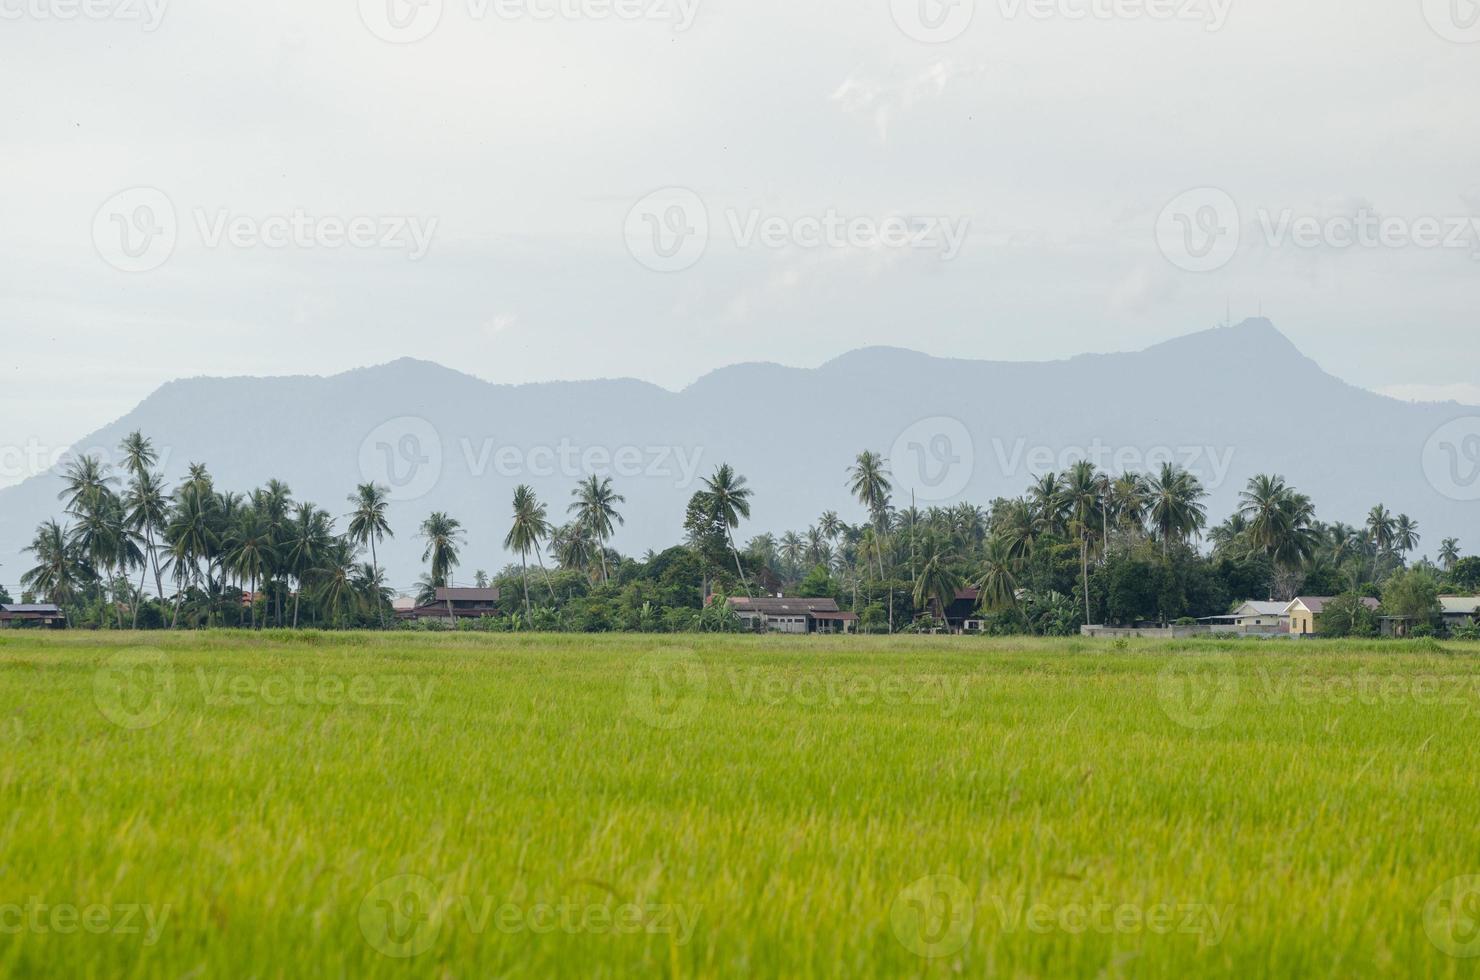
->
(0, 603, 67, 629)
(927, 587, 986, 633)
(727, 596, 857, 634)
(396, 587, 500, 623)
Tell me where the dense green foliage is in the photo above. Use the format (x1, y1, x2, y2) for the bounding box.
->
(14, 433, 1477, 635)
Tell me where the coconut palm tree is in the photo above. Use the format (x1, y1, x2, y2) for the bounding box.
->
(847, 451, 893, 630)
(347, 483, 394, 626)
(569, 475, 625, 584)
(700, 463, 755, 595)
(418, 512, 465, 618)
(551, 522, 595, 579)
(505, 485, 555, 617)
(975, 536, 1020, 614)
(1063, 461, 1103, 624)
(994, 498, 1039, 566)
(1109, 473, 1149, 536)
(1237, 474, 1317, 592)
(1147, 463, 1207, 556)
(779, 531, 805, 580)
(285, 504, 333, 628)
(122, 468, 169, 620)
(912, 538, 961, 625)
(1029, 472, 1068, 536)
(1394, 514, 1420, 560)
(163, 482, 218, 627)
(1367, 504, 1396, 580)
(1440, 537, 1461, 571)
(225, 508, 275, 629)
(20, 519, 85, 607)
(847, 451, 893, 532)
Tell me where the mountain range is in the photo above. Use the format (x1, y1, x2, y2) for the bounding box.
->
(2, 319, 1476, 594)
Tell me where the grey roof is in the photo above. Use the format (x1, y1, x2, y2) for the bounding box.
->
(1233, 601, 1288, 617)
(0, 604, 62, 613)
(434, 587, 499, 603)
(1439, 596, 1480, 616)
(728, 597, 842, 615)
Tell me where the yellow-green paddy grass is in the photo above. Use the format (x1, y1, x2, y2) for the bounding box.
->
(2, 631, 1480, 978)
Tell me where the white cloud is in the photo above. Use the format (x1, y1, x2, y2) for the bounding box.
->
(830, 60, 978, 143)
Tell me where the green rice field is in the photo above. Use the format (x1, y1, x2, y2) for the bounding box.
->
(3, 631, 1480, 977)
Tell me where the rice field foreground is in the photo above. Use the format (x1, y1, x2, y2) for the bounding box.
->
(3, 633, 1480, 978)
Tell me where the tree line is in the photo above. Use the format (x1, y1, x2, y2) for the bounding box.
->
(10, 431, 1477, 635)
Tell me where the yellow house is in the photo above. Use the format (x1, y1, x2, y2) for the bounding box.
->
(1283, 596, 1380, 635)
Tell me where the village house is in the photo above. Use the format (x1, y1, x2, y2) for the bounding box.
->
(1284, 596, 1380, 636)
(726, 596, 858, 634)
(927, 587, 987, 633)
(1439, 596, 1480, 630)
(1199, 600, 1290, 635)
(395, 587, 500, 623)
(0, 603, 67, 629)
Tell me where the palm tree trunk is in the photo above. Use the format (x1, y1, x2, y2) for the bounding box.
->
(727, 529, 752, 596)
(370, 537, 385, 629)
(133, 562, 148, 629)
(520, 554, 532, 618)
(535, 545, 557, 602)
(1081, 534, 1091, 625)
(599, 539, 609, 585)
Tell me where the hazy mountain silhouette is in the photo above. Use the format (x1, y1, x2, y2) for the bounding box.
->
(3, 319, 1476, 593)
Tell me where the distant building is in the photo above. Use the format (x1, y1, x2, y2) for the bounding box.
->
(0, 603, 67, 629)
(1199, 600, 1289, 635)
(927, 587, 987, 633)
(1439, 596, 1480, 630)
(1284, 596, 1380, 635)
(396, 587, 500, 623)
(727, 596, 857, 634)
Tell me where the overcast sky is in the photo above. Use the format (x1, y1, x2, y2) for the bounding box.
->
(3, 0, 1480, 488)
